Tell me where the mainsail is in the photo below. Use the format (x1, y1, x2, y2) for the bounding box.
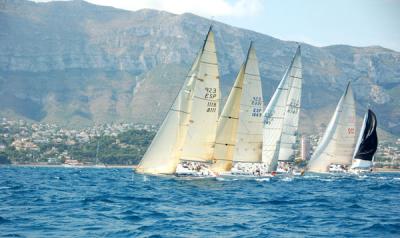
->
(136, 29, 211, 174)
(180, 27, 220, 163)
(233, 43, 264, 164)
(278, 46, 302, 162)
(262, 45, 302, 171)
(351, 109, 378, 169)
(307, 83, 357, 173)
(211, 43, 263, 172)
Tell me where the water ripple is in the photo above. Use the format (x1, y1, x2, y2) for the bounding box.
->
(0, 167, 399, 237)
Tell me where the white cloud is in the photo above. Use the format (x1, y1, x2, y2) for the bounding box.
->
(33, 0, 264, 18)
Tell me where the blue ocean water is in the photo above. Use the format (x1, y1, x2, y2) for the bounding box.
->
(0, 167, 399, 237)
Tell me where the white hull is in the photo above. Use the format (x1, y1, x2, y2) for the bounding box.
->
(218, 172, 274, 180)
(175, 162, 215, 178)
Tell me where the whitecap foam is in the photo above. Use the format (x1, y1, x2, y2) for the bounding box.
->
(255, 178, 270, 182)
(281, 177, 293, 182)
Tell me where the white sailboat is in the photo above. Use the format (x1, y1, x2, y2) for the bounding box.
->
(262, 45, 302, 174)
(307, 82, 357, 173)
(211, 42, 264, 176)
(136, 28, 214, 175)
(175, 27, 220, 177)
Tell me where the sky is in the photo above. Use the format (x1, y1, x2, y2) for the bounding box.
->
(33, 0, 400, 51)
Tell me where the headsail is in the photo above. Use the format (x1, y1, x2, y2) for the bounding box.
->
(136, 50, 201, 174)
(278, 46, 302, 162)
(351, 109, 378, 169)
(307, 83, 357, 173)
(180, 27, 220, 163)
(211, 43, 263, 172)
(262, 46, 301, 171)
(211, 65, 245, 172)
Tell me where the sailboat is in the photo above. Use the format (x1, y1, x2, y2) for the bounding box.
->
(350, 109, 378, 172)
(136, 27, 216, 175)
(210, 42, 264, 176)
(307, 82, 357, 173)
(261, 45, 302, 174)
(174, 27, 221, 177)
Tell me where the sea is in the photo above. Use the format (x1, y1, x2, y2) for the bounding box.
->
(0, 167, 399, 238)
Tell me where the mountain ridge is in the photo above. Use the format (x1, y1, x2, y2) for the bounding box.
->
(0, 0, 399, 139)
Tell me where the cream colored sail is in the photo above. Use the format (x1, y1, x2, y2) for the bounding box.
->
(136, 51, 201, 174)
(232, 43, 264, 164)
(262, 50, 297, 171)
(180, 28, 220, 163)
(307, 83, 357, 173)
(278, 46, 302, 161)
(211, 65, 245, 172)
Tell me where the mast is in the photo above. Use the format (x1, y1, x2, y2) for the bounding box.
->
(180, 27, 220, 163)
(136, 30, 206, 174)
(307, 82, 357, 172)
(261, 46, 300, 171)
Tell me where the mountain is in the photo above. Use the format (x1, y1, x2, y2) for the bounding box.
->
(0, 0, 399, 139)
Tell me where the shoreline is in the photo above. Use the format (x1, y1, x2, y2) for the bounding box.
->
(2, 164, 136, 169)
(1, 164, 399, 173)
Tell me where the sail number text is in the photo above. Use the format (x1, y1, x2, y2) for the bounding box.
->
(347, 128, 355, 134)
(287, 99, 300, 114)
(205, 88, 217, 112)
(205, 87, 217, 99)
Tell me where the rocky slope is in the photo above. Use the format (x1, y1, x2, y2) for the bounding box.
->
(0, 0, 399, 137)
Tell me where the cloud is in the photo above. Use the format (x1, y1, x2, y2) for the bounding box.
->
(32, 0, 264, 18)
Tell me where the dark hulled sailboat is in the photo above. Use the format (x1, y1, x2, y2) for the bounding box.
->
(351, 109, 378, 170)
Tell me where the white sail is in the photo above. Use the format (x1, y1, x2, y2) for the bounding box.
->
(211, 65, 245, 172)
(180, 28, 220, 163)
(211, 43, 263, 172)
(262, 46, 300, 171)
(136, 51, 201, 174)
(278, 46, 302, 161)
(233, 43, 264, 163)
(308, 83, 357, 173)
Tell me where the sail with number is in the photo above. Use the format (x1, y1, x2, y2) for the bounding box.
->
(262, 45, 302, 171)
(307, 83, 357, 173)
(232, 43, 264, 164)
(180, 27, 220, 163)
(211, 43, 263, 172)
(278, 46, 302, 162)
(351, 109, 378, 169)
